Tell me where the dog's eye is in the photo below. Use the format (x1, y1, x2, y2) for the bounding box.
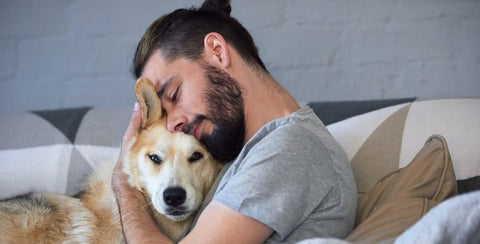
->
(188, 152, 203, 163)
(149, 154, 162, 165)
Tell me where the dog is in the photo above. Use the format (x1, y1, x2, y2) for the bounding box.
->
(0, 78, 223, 243)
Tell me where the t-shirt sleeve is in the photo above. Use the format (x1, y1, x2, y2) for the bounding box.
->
(213, 125, 338, 240)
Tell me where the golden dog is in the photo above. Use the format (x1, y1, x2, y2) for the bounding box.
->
(0, 78, 223, 243)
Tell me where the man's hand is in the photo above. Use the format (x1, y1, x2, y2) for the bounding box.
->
(112, 102, 142, 197)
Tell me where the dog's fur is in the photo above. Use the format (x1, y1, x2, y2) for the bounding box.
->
(0, 78, 223, 243)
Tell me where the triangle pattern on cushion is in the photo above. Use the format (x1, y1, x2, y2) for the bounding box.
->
(0, 112, 71, 149)
(74, 145, 120, 169)
(327, 103, 411, 162)
(350, 104, 411, 190)
(33, 107, 91, 143)
(400, 99, 480, 179)
(74, 106, 130, 147)
(66, 147, 93, 196)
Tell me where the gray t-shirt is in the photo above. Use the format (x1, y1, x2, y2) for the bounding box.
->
(213, 106, 357, 243)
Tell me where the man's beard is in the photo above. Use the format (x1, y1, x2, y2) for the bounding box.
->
(182, 63, 245, 163)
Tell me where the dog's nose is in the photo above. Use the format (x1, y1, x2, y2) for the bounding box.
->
(163, 187, 186, 207)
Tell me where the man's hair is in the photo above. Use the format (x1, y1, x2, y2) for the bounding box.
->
(132, 0, 267, 78)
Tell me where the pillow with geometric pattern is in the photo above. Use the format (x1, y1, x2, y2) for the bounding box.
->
(345, 135, 457, 243)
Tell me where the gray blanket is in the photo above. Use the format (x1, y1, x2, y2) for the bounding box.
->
(297, 190, 480, 244)
(395, 190, 480, 244)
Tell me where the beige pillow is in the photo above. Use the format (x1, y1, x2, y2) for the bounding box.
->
(345, 135, 457, 243)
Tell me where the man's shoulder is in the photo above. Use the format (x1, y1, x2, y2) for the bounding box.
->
(254, 110, 329, 150)
(242, 117, 335, 173)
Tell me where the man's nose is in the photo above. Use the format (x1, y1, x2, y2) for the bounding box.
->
(167, 114, 187, 133)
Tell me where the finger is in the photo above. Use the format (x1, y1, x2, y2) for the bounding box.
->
(115, 102, 142, 187)
(123, 102, 142, 144)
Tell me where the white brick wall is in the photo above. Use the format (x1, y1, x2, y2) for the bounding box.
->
(1, 0, 479, 113)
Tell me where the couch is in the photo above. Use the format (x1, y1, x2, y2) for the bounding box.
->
(1, 98, 479, 243)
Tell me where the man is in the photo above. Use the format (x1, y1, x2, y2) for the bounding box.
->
(113, 1, 357, 243)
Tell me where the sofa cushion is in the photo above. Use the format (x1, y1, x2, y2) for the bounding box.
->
(345, 135, 457, 243)
(326, 98, 480, 192)
(0, 107, 129, 198)
(307, 97, 416, 125)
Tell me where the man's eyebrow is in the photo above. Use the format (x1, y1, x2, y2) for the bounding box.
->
(157, 76, 175, 98)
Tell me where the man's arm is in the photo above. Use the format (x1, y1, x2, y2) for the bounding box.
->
(113, 103, 273, 243)
(182, 201, 273, 244)
(113, 162, 173, 243)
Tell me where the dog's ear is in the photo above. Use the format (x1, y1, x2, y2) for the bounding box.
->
(135, 78, 163, 128)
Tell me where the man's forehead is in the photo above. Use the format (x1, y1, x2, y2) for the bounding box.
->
(141, 51, 169, 84)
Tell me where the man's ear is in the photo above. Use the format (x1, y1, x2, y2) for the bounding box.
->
(134, 78, 163, 128)
(204, 32, 230, 68)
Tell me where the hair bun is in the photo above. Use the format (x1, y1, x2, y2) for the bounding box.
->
(200, 0, 232, 15)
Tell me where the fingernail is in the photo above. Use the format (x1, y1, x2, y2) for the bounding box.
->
(134, 102, 140, 112)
